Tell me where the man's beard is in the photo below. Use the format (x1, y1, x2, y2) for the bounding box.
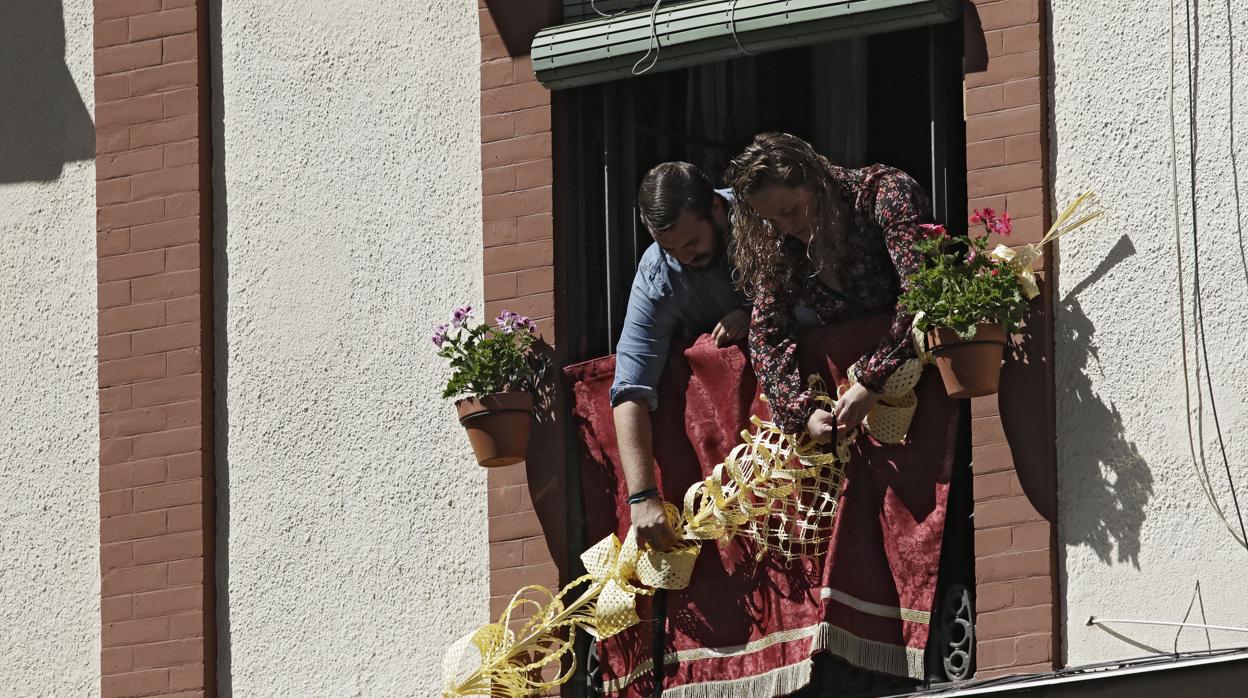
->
(688, 219, 726, 269)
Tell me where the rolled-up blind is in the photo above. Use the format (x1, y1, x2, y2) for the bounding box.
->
(533, 0, 960, 89)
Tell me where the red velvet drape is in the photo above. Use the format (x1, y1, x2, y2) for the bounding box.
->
(565, 315, 959, 696)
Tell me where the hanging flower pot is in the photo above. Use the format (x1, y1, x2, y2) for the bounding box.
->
(434, 305, 550, 468)
(927, 323, 1007, 398)
(456, 392, 534, 467)
(900, 197, 1103, 400)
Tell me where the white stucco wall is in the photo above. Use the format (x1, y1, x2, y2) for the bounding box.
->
(213, 1, 486, 694)
(1052, 0, 1248, 665)
(0, 0, 99, 694)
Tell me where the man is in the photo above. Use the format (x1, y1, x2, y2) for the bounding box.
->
(611, 162, 748, 551)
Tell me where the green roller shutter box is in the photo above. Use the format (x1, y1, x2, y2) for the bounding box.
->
(533, 0, 961, 89)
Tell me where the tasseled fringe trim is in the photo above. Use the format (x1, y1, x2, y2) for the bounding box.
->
(604, 622, 925, 696)
(660, 659, 814, 698)
(812, 624, 926, 680)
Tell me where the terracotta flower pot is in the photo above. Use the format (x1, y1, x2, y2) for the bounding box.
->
(455, 392, 534, 467)
(927, 323, 1007, 399)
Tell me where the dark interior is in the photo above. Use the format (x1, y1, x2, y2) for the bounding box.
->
(554, 23, 966, 362)
(552, 19, 976, 694)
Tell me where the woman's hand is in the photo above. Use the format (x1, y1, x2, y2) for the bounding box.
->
(805, 409, 837, 443)
(834, 383, 880, 440)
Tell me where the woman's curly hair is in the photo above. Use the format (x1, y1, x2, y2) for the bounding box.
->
(724, 132, 845, 299)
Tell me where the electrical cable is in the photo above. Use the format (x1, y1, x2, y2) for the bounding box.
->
(591, 0, 628, 18)
(1169, 0, 1248, 549)
(1170, 580, 1214, 652)
(621, 0, 754, 76)
(728, 0, 756, 57)
(1197, 578, 1212, 649)
(907, 646, 1248, 695)
(1169, 0, 1215, 540)
(1182, 0, 1248, 547)
(1227, 0, 1248, 289)
(1089, 617, 1248, 635)
(632, 0, 665, 76)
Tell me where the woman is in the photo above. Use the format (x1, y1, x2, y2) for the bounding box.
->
(724, 132, 932, 442)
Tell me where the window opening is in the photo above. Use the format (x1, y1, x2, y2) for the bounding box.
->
(555, 23, 966, 362)
(551, 19, 974, 691)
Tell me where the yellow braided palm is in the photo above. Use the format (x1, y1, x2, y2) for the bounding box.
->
(442, 360, 924, 697)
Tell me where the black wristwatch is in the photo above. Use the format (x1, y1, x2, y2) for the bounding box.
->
(627, 487, 660, 505)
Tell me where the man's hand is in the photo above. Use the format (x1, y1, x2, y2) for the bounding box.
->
(630, 497, 680, 551)
(711, 309, 750, 347)
(833, 382, 880, 440)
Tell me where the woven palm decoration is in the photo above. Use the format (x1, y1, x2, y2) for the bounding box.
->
(442, 360, 924, 697)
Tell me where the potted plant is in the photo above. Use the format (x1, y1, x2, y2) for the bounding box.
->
(898, 208, 1025, 397)
(899, 193, 1102, 398)
(433, 306, 549, 466)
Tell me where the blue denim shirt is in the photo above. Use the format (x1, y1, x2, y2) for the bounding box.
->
(610, 190, 747, 410)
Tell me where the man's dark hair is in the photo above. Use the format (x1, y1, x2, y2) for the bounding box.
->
(637, 162, 715, 236)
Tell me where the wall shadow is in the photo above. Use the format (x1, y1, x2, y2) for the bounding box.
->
(528, 341, 571, 581)
(1052, 235, 1153, 567)
(0, 0, 94, 183)
(961, 0, 988, 75)
(999, 287, 1058, 522)
(208, 0, 233, 693)
(482, 0, 559, 57)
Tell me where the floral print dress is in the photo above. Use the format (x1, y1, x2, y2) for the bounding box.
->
(747, 164, 932, 434)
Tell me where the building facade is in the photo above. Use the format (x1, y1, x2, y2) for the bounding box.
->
(0, 0, 1245, 695)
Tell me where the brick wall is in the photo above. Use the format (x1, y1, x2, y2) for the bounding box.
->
(478, 4, 566, 623)
(94, 0, 216, 695)
(964, 0, 1059, 677)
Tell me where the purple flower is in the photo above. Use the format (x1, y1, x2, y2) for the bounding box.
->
(495, 310, 518, 332)
(966, 247, 978, 265)
(450, 305, 474, 329)
(496, 310, 538, 335)
(432, 323, 449, 349)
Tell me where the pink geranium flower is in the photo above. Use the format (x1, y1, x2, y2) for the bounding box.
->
(970, 208, 996, 225)
(971, 208, 1012, 237)
(918, 223, 947, 238)
(993, 212, 1013, 236)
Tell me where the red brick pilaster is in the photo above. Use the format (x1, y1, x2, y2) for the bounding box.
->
(964, 0, 1059, 677)
(94, 0, 215, 695)
(478, 4, 565, 620)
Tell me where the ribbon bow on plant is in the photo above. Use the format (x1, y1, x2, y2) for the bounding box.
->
(989, 191, 1104, 299)
(899, 193, 1103, 341)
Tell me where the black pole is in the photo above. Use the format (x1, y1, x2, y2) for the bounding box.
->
(651, 589, 667, 697)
